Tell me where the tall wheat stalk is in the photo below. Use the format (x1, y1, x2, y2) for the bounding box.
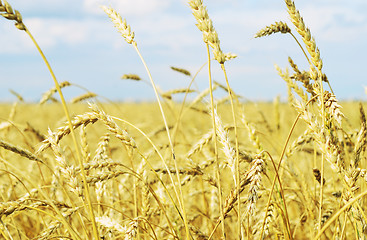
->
(0, 1, 100, 238)
(101, 6, 191, 239)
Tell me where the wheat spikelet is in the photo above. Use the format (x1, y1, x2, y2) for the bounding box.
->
(154, 167, 203, 176)
(75, 160, 122, 173)
(288, 56, 314, 94)
(0, 197, 69, 218)
(241, 114, 263, 153)
(276, 64, 308, 102)
(40, 81, 71, 104)
(187, 130, 213, 158)
(80, 124, 91, 163)
(37, 112, 99, 153)
(221, 156, 265, 219)
(24, 122, 45, 142)
(0, 0, 26, 30)
(313, 168, 326, 185)
(224, 52, 237, 61)
(254, 21, 291, 38)
(48, 129, 83, 196)
(8, 101, 17, 121)
(170, 66, 191, 76)
(191, 84, 218, 106)
(96, 215, 127, 235)
(0, 139, 43, 163)
(102, 6, 135, 44)
(246, 156, 265, 214)
(125, 219, 138, 239)
(121, 74, 141, 81)
(161, 88, 195, 100)
(148, 125, 174, 138)
(90, 104, 136, 149)
(9, 89, 24, 102)
(285, 129, 313, 158)
(284, 0, 322, 71)
(212, 107, 236, 182)
(35, 207, 79, 240)
(70, 92, 97, 103)
(93, 133, 110, 162)
(86, 170, 127, 186)
(188, 0, 226, 63)
(354, 103, 367, 167)
(288, 56, 301, 74)
(323, 91, 344, 128)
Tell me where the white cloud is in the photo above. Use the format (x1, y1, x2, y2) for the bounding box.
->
(0, 17, 110, 53)
(9, 0, 82, 14)
(295, 5, 367, 42)
(83, 0, 172, 16)
(0, 24, 32, 54)
(26, 18, 88, 47)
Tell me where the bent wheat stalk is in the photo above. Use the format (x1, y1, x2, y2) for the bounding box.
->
(0, 3, 99, 236)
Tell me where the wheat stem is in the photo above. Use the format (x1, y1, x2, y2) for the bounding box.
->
(22, 23, 100, 240)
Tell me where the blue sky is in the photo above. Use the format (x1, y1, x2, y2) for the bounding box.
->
(0, 0, 367, 102)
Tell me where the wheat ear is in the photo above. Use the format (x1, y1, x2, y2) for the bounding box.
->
(121, 74, 141, 81)
(0, 0, 25, 30)
(0, 139, 43, 163)
(284, 0, 322, 71)
(71, 92, 97, 104)
(255, 21, 291, 38)
(188, 0, 226, 63)
(170, 66, 192, 76)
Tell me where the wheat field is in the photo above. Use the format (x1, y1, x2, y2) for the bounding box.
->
(0, 0, 367, 239)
